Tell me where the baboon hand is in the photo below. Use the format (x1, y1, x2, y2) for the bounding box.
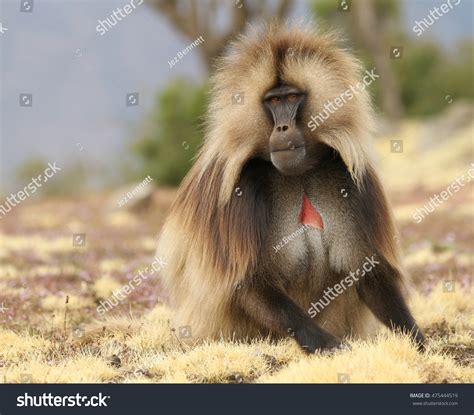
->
(293, 324, 342, 353)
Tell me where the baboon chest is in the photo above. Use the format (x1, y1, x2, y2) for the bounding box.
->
(263, 174, 335, 283)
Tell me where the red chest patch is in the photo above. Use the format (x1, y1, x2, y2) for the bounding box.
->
(299, 193, 324, 230)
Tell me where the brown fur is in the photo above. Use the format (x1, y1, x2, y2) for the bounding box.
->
(157, 24, 422, 349)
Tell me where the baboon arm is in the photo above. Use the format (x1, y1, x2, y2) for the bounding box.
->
(236, 283, 341, 352)
(356, 263, 425, 351)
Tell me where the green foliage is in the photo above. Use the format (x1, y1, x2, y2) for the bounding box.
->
(132, 80, 208, 186)
(394, 40, 474, 116)
(313, 0, 398, 19)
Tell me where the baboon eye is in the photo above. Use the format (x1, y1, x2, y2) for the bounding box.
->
(271, 97, 281, 105)
(288, 94, 298, 102)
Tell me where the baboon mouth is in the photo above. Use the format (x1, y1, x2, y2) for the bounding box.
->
(271, 145, 305, 153)
(299, 193, 324, 230)
(270, 146, 307, 176)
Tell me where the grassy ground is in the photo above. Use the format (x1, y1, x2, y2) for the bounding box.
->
(0, 120, 472, 383)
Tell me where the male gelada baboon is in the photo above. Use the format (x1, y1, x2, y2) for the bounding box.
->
(158, 25, 425, 352)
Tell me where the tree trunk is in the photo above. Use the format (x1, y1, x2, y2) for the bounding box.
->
(351, 0, 403, 121)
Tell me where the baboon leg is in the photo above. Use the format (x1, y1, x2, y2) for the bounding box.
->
(236, 282, 341, 353)
(357, 267, 425, 351)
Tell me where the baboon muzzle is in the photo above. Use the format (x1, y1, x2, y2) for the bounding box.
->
(264, 85, 307, 175)
(269, 125, 307, 175)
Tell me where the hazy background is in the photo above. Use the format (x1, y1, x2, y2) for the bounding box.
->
(0, 0, 472, 384)
(0, 0, 473, 194)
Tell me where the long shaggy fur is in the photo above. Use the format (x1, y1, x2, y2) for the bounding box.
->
(158, 24, 403, 343)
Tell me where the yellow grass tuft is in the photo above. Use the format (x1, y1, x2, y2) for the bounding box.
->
(41, 295, 93, 311)
(0, 329, 51, 361)
(411, 282, 473, 329)
(260, 332, 472, 383)
(92, 275, 123, 299)
(99, 259, 126, 274)
(105, 211, 138, 227)
(4, 355, 119, 383)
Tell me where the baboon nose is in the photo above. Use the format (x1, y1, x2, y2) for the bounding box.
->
(276, 124, 289, 132)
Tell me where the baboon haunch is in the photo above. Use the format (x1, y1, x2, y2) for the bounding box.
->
(158, 25, 425, 352)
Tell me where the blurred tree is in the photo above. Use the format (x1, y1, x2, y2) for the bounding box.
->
(132, 80, 207, 185)
(146, 0, 294, 72)
(313, 0, 403, 120)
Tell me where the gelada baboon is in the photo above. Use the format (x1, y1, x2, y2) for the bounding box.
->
(158, 24, 425, 352)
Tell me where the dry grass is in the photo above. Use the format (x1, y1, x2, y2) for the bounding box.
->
(0, 283, 472, 383)
(0, 120, 472, 383)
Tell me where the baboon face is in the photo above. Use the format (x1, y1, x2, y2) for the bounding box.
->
(208, 28, 373, 180)
(263, 84, 330, 176)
